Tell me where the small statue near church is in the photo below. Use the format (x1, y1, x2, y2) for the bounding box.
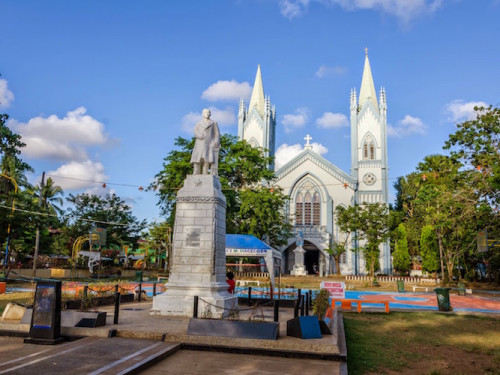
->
(190, 108, 220, 175)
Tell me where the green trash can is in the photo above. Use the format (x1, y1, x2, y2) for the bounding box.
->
(135, 271, 143, 282)
(434, 287, 452, 311)
(397, 280, 405, 293)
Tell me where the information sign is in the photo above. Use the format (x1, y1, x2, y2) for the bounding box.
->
(320, 281, 345, 299)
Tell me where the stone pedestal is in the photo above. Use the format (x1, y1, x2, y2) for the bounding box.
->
(152, 174, 237, 317)
(290, 245, 307, 276)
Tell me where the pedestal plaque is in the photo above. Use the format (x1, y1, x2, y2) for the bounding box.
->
(152, 174, 237, 317)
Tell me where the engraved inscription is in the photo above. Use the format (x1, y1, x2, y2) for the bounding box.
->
(186, 227, 201, 247)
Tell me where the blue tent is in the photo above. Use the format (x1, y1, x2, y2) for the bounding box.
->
(226, 234, 273, 256)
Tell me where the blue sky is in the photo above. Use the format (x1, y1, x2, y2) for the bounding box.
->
(0, 0, 499, 224)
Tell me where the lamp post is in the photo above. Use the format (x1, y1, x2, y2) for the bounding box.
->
(2, 173, 18, 270)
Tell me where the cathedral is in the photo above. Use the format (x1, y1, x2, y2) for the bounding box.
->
(237, 52, 391, 276)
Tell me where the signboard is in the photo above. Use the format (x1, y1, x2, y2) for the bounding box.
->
(321, 281, 345, 299)
(92, 227, 107, 246)
(477, 230, 488, 253)
(25, 281, 63, 344)
(226, 248, 268, 256)
(186, 228, 201, 247)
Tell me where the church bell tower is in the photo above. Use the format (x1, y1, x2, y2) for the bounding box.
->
(238, 65, 276, 169)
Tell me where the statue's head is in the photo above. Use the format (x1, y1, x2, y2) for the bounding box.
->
(202, 108, 211, 119)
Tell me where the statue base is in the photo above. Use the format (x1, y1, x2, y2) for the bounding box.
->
(152, 174, 237, 317)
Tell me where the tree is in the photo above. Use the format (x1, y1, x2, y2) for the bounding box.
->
(334, 203, 390, 277)
(444, 106, 499, 206)
(237, 187, 292, 248)
(393, 223, 411, 275)
(144, 221, 172, 270)
(66, 193, 147, 249)
(332, 205, 359, 275)
(356, 203, 391, 277)
(152, 135, 291, 246)
(420, 224, 440, 277)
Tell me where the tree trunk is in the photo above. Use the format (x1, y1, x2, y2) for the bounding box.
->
(436, 231, 446, 286)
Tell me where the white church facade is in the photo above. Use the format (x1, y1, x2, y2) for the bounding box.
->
(237, 53, 391, 276)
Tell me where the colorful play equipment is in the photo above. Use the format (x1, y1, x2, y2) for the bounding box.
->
(71, 233, 101, 275)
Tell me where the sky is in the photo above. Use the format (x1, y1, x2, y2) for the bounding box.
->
(0, 0, 499, 225)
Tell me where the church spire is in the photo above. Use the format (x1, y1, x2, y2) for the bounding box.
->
(249, 65, 265, 116)
(358, 49, 378, 112)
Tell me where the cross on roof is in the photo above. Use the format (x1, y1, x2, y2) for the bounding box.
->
(304, 134, 312, 147)
(364, 47, 368, 55)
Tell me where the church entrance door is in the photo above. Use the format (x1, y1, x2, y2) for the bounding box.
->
(284, 240, 320, 275)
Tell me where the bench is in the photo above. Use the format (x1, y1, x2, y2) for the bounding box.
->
(331, 299, 390, 314)
(412, 286, 430, 292)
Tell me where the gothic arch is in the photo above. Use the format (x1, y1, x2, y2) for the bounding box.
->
(360, 132, 378, 160)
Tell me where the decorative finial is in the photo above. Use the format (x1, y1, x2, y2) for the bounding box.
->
(304, 134, 313, 149)
(364, 47, 368, 56)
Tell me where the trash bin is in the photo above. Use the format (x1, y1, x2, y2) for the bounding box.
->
(135, 271, 143, 282)
(434, 287, 452, 311)
(397, 280, 405, 293)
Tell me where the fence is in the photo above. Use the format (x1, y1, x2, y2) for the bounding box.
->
(346, 275, 440, 284)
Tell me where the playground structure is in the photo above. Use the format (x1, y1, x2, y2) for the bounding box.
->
(71, 233, 102, 275)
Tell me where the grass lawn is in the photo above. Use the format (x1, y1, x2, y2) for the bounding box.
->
(344, 312, 500, 375)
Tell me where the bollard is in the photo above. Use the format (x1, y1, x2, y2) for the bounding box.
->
(305, 292, 309, 316)
(308, 289, 313, 310)
(153, 282, 157, 297)
(138, 283, 142, 302)
(115, 284, 119, 294)
(248, 287, 252, 306)
(114, 292, 120, 324)
(83, 285, 88, 299)
(298, 288, 302, 304)
(273, 299, 279, 322)
(193, 296, 199, 318)
(294, 299, 299, 318)
(300, 295, 305, 316)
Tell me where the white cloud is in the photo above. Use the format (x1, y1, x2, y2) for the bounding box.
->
(201, 80, 252, 102)
(47, 160, 108, 191)
(315, 65, 347, 78)
(316, 112, 348, 129)
(275, 141, 328, 169)
(387, 115, 427, 137)
(282, 107, 310, 133)
(0, 78, 14, 108)
(10, 107, 108, 161)
(181, 106, 236, 133)
(279, 0, 443, 23)
(445, 100, 489, 122)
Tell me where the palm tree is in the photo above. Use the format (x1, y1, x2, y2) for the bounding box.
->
(35, 177, 64, 215)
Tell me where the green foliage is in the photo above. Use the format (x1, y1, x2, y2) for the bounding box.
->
(420, 224, 440, 274)
(66, 193, 147, 248)
(312, 288, 330, 319)
(152, 135, 291, 248)
(335, 203, 390, 277)
(393, 223, 411, 275)
(238, 187, 292, 248)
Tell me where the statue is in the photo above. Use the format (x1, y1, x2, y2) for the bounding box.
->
(190, 109, 220, 175)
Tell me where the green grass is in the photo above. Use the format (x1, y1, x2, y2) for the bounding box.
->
(343, 312, 500, 375)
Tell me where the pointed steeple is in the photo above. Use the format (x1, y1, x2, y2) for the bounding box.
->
(249, 65, 265, 116)
(358, 49, 378, 112)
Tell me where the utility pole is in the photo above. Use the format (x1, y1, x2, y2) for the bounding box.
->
(32, 171, 45, 278)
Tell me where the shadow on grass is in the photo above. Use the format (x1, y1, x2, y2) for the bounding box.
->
(344, 312, 500, 375)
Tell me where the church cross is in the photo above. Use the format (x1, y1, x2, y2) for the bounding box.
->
(364, 47, 368, 55)
(304, 134, 312, 147)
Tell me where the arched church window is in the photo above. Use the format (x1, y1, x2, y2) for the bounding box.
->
(312, 193, 320, 225)
(304, 193, 312, 225)
(295, 194, 303, 225)
(363, 136, 375, 160)
(364, 144, 368, 159)
(370, 144, 375, 159)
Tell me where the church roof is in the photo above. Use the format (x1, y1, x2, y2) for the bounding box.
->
(358, 51, 378, 112)
(275, 149, 356, 188)
(248, 65, 265, 117)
